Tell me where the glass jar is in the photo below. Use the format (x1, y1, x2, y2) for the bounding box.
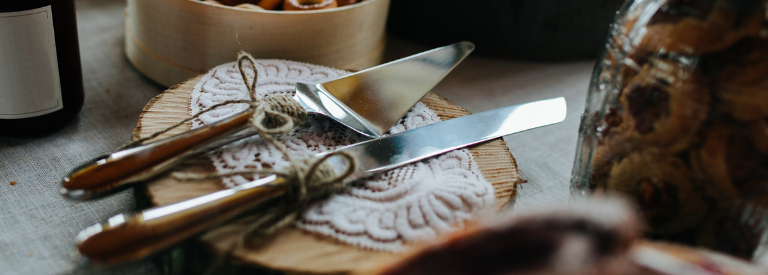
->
(571, 0, 768, 260)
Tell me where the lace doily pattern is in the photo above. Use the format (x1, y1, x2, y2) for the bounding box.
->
(189, 59, 495, 251)
(190, 59, 348, 129)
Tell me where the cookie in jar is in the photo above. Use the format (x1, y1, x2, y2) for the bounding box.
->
(572, 0, 768, 260)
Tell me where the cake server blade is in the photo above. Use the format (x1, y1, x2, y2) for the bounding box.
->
(296, 41, 475, 138)
(72, 97, 566, 266)
(60, 42, 475, 200)
(338, 97, 567, 181)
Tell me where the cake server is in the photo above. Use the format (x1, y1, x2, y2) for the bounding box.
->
(60, 42, 475, 200)
(72, 97, 567, 266)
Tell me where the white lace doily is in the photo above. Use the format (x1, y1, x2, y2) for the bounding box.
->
(189, 59, 495, 251)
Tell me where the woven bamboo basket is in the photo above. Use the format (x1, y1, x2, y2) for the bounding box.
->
(125, 0, 390, 87)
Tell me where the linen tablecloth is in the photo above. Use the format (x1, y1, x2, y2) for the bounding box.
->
(0, 0, 591, 274)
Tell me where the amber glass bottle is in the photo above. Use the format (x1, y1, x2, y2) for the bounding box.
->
(0, 0, 84, 136)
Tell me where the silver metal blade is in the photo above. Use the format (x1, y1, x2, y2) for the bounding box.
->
(329, 97, 567, 182)
(295, 42, 475, 138)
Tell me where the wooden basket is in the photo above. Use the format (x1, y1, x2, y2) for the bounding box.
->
(125, 0, 390, 87)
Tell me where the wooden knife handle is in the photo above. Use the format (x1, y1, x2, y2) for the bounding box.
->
(61, 111, 253, 200)
(74, 175, 287, 266)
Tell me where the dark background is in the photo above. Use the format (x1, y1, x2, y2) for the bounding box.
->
(388, 0, 625, 60)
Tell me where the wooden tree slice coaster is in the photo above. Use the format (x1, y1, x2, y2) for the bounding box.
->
(133, 75, 523, 274)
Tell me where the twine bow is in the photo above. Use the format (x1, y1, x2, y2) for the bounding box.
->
(236, 51, 307, 136)
(120, 51, 306, 149)
(169, 51, 356, 199)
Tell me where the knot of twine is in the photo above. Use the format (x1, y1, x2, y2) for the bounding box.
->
(120, 51, 306, 150)
(225, 51, 357, 212)
(177, 148, 356, 251)
(128, 52, 357, 262)
(236, 51, 306, 137)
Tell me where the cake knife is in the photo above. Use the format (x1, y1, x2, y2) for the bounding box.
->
(61, 42, 475, 200)
(72, 97, 567, 266)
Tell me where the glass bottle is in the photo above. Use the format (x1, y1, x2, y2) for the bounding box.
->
(0, 0, 84, 136)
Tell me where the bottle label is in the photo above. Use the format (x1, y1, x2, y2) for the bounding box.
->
(0, 6, 63, 119)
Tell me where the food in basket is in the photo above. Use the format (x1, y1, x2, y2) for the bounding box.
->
(234, 3, 264, 10)
(284, 0, 337, 10)
(213, 0, 252, 5)
(200, 0, 365, 10)
(255, 0, 283, 9)
(336, 0, 360, 6)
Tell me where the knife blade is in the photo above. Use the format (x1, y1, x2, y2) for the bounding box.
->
(72, 97, 567, 266)
(60, 42, 475, 200)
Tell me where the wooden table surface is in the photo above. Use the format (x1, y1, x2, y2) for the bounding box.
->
(0, 0, 593, 274)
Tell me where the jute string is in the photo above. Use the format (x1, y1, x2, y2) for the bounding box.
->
(119, 52, 306, 150)
(127, 51, 357, 272)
